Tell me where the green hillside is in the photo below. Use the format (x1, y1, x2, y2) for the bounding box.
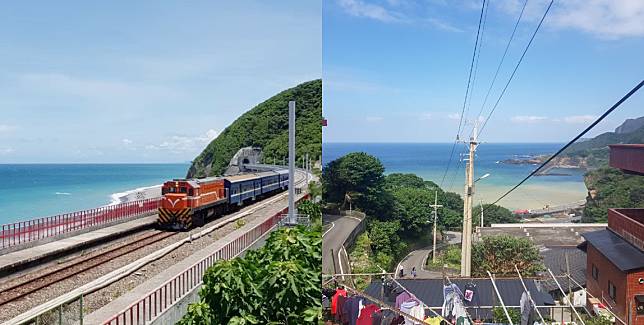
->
(561, 120, 644, 168)
(187, 79, 322, 178)
(582, 167, 644, 222)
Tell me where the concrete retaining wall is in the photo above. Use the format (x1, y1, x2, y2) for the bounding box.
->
(341, 211, 366, 252)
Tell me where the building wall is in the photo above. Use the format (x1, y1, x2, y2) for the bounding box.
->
(627, 269, 644, 324)
(609, 209, 644, 251)
(586, 244, 628, 320)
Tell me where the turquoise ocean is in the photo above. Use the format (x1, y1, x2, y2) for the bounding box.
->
(0, 164, 189, 224)
(323, 143, 588, 211)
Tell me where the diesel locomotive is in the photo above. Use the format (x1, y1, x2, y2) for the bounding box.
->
(158, 169, 289, 230)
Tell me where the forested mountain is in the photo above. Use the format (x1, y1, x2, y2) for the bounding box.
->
(187, 79, 322, 178)
(557, 116, 644, 169)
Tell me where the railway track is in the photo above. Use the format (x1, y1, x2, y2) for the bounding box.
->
(0, 230, 175, 307)
(1, 169, 311, 324)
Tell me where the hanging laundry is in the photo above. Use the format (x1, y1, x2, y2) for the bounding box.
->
(332, 287, 348, 315)
(423, 316, 441, 325)
(337, 295, 348, 324)
(371, 310, 384, 325)
(400, 300, 420, 325)
(343, 295, 365, 325)
(396, 291, 412, 310)
(409, 303, 425, 324)
(519, 291, 535, 325)
(455, 316, 471, 325)
(356, 304, 381, 325)
(463, 283, 476, 302)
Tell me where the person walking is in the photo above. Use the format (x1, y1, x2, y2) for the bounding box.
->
(411, 266, 417, 278)
(399, 265, 404, 278)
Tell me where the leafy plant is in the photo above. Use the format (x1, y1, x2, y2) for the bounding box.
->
(492, 306, 521, 324)
(472, 203, 518, 227)
(472, 235, 544, 276)
(179, 226, 321, 324)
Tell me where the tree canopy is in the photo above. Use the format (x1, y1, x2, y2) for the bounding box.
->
(179, 225, 321, 324)
(472, 235, 544, 276)
(187, 79, 322, 177)
(322, 155, 468, 269)
(322, 152, 391, 216)
(473, 203, 518, 227)
(583, 167, 644, 222)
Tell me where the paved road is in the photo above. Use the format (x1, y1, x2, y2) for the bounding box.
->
(322, 214, 362, 277)
(395, 231, 462, 279)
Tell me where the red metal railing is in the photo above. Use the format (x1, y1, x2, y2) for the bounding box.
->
(104, 195, 310, 325)
(1, 198, 161, 249)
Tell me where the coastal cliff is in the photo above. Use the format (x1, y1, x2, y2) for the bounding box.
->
(187, 79, 322, 178)
(500, 116, 644, 171)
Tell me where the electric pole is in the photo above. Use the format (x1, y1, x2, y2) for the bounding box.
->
(480, 200, 484, 229)
(460, 124, 478, 277)
(429, 189, 443, 263)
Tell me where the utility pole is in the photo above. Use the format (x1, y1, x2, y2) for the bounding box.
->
(480, 200, 484, 229)
(460, 124, 478, 277)
(429, 190, 443, 263)
(288, 101, 296, 224)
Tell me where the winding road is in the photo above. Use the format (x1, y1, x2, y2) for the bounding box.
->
(395, 231, 462, 278)
(322, 214, 362, 277)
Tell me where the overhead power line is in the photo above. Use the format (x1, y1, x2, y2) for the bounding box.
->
(489, 79, 644, 207)
(440, 0, 487, 188)
(472, 0, 529, 137)
(477, 0, 554, 139)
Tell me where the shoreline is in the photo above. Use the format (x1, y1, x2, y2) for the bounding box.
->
(108, 184, 162, 206)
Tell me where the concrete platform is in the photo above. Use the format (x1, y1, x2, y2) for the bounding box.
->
(0, 216, 157, 277)
(84, 192, 303, 325)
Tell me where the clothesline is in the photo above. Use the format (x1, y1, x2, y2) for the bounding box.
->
(343, 283, 428, 324)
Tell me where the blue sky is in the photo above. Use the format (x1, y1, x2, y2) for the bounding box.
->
(0, 1, 321, 163)
(323, 0, 644, 143)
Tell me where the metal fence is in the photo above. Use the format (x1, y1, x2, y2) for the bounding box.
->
(104, 195, 309, 325)
(1, 198, 160, 249)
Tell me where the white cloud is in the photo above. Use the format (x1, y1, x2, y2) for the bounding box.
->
(366, 116, 384, 122)
(122, 138, 133, 145)
(426, 18, 463, 32)
(337, 0, 403, 23)
(146, 129, 219, 154)
(0, 147, 15, 155)
(511, 115, 548, 123)
(561, 115, 597, 124)
(448, 113, 462, 120)
(420, 113, 433, 120)
(0, 124, 17, 133)
(495, 0, 644, 39)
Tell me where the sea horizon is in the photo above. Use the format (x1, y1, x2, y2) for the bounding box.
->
(0, 163, 190, 224)
(323, 142, 587, 211)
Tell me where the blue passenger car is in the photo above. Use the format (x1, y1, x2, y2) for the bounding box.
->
(224, 169, 289, 205)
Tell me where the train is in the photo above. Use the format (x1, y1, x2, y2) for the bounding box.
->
(157, 168, 290, 230)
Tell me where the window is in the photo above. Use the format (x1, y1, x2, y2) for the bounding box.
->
(180, 187, 187, 193)
(188, 189, 194, 196)
(636, 295, 644, 315)
(591, 264, 599, 280)
(608, 281, 616, 300)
